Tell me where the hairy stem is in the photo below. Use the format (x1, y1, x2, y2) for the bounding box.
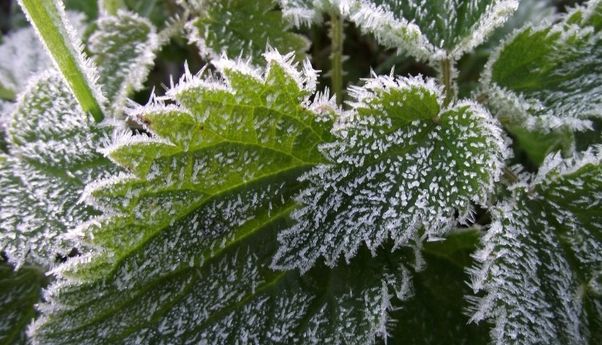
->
(18, 0, 105, 122)
(329, 11, 344, 105)
(439, 57, 456, 107)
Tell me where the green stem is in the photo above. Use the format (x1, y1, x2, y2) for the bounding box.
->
(18, 0, 105, 122)
(439, 57, 455, 107)
(99, 0, 126, 15)
(329, 11, 344, 105)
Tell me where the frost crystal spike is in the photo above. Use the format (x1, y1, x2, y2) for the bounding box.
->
(469, 147, 602, 345)
(185, 0, 309, 64)
(339, 0, 518, 62)
(483, 0, 602, 132)
(31, 51, 413, 345)
(278, 0, 336, 26)
(273, 75, 507, 272)
(0, 71, 115, 268)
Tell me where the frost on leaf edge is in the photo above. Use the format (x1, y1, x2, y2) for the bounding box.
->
(339, 0, 518, 62)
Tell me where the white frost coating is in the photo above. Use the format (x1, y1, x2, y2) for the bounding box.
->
(89, 10, 160, 116)
(273, 74, 508, 272)
(468, 146, 602, 345)
(339, 0, 518, 62)
(341, 0, 436, 61)
(212, 54, 264, 82)
(17, 0, 108, 115)
(278, 0, 337, 26)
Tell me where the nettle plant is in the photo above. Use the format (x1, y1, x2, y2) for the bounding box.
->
(0, 0, 600, 344)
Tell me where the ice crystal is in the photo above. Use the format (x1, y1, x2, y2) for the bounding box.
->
(278, 0, 337, 26)
(469, 147, 602, 345)
(273, 74, 507, 272)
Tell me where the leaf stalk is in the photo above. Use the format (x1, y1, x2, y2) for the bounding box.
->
(329, 10, 344, 105)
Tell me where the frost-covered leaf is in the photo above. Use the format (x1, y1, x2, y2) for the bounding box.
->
(31, 52, 413, 344)
(484, 0, 555, 49)
(89, 10, 160, 115)
(0, 263, 45, 345)
(185, 0, 309, 64)
(483, 0, 602, 133)
(273, 74, 506, 272)
(469, 148, 602, 345)
(0, 71, 115, 268)
(340, 0, 518, 62)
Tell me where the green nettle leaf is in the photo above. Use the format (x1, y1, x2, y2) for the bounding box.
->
(340, 0, 518, 62)
(31, 52, 415, 345)
(483, 0, 602, 133)
(0, 71, 115, 268)
(0, 263, 45, 345)
(273, 75, 507, 272)
(469, 148, 602, 345)
(89, 10, 159, 115)
(185, 0, 309, 64)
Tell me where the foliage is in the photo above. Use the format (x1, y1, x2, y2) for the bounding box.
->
(0, 0, 600, 344)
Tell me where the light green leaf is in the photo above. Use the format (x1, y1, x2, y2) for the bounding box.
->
(0, 71, 115, 268)
(483, 0, 602, 133)
(89, 10, 159, 115)
(0, 263, 46, 345)
(30, 52, 413, 345)
(469, 148, 602, 345)
(273, 74, 507, 272)
(185, 0, 309, 64)
(340, 0, 518, 62)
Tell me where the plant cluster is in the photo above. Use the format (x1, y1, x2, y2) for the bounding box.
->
(0, 0, 600, 344)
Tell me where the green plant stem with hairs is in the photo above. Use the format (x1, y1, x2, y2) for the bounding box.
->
(329, 10, 344, 105)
